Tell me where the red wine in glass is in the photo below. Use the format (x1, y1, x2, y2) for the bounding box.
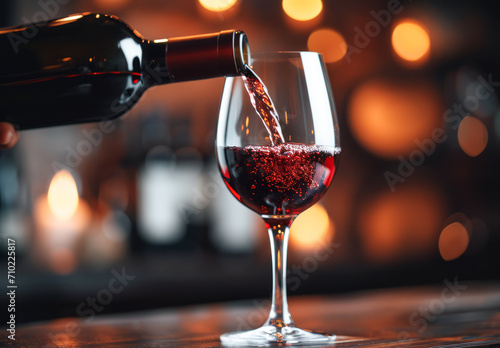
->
(220, 143, 339, 216)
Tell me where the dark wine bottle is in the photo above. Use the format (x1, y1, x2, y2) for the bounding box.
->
(0, 13, 250, 129)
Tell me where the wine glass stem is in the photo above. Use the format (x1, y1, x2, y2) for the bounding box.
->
(263, 217, 295, 328)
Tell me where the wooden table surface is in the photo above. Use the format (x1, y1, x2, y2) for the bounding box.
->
(4, 281, 500, 347)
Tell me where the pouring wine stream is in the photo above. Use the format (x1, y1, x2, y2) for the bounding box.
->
(242, 65, 286, 146)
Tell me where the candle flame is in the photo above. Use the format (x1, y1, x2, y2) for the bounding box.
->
(48, 170, 79, 220)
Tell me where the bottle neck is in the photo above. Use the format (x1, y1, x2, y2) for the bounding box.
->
(142, 41, 171, 88)
(143, 30, 249, 87)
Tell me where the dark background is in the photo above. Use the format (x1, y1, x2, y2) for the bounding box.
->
(1, 0, 499, 324)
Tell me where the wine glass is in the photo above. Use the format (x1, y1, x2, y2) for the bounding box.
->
(216, 52, 341, 345)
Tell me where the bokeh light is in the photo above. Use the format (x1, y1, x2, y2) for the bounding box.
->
(199, 0, 238, 12)
(348, 78, 442, 159)
(392, 21, 430, 62)
(307, 28, 347, 63)
(359, 182, 446, 264)
(439, 222, 469, 261)
(290, 204, 333, 252)
(93, 0, 131, 11)
(282, 0, 322, 21)
(458, 116, 488, 157)
(48, 170, 79, 220)
(49, 249, 76, 275)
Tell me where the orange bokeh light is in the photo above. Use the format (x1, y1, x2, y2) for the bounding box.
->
(199, 0, 238, 12)
(49, 249, 76, 275)
(307, 28, 347, 63)
(359, 182, 446, 264)
(290, 204, 333, 252)
(282, 0, 322, 21)
(348, 78, 442, 159)
(48, 170, 79, 220)
(439, 222, 469, 261)
(392, 21, 430, 62)
(458, 116, 488, 157)
(93, 0, 131, 11)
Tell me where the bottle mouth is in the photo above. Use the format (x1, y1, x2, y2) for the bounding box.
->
(218, 29, 250, 75)
(235, 30, 250, 70)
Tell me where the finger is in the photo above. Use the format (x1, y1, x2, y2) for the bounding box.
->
(8, 130, 20, 149)
(0, 122, 19, 149)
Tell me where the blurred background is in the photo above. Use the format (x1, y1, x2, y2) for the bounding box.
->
(1, 0, 499, 324)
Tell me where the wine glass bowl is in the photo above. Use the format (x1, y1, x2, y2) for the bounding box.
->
(216, 52, 340, 345)
(219, 143, 337, 217)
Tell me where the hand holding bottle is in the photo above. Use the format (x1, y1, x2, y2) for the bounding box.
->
(0, 122, 19, 149)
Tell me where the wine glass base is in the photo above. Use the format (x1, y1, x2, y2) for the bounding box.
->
(220, 325, 335, 346)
